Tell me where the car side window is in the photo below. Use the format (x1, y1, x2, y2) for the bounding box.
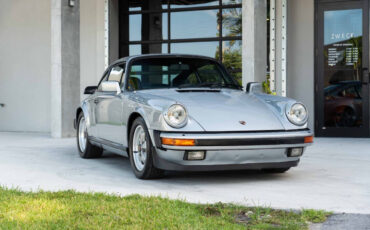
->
(97, 71, 110, 92)
(97, 63, 125, 92)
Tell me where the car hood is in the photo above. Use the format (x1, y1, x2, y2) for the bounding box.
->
(139, 89, 286, 132)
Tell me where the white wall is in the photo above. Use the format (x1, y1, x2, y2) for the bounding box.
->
(0, 0, 51, 132)
(242, 0, 267, 86)
(287, 0, 315, 130)
(80, 0, 106, 100)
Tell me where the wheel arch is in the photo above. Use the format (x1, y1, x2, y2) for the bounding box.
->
(127, 112, 143, 143)
(126, 108, 157, 146)
(75, 103, 91, 129)
(75, 107, 83, 129)
(76, 107, 83, 119)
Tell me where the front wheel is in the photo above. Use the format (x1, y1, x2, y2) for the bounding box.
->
(129, 117, 164, 179)
(77, 113, 103, 158)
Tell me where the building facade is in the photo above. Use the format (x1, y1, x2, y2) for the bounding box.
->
(0, 0, 368, 138)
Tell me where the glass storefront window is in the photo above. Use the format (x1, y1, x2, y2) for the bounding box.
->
(129, 45, 141, 56)
(130, 13, 168, 41)
(129, 15, 141, 41)
(126, 0, 242, 78)
(222, 8, 242, 37)
(221, 40, 242, 83)
(171, 10, 219, 39)
(129, 6, 141, 12)
(130, 44, 168, 56)
(171, 42, 218, 58)
(162, 13, 168, 40)
(323, 9, 363, 127)
(222, 0, 242, 5)
(162, 43, 168, 53)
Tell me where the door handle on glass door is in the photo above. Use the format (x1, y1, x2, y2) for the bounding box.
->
(362, 68, 369, 85)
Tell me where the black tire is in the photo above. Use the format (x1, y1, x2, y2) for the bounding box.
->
(128, 117, 164, 179)
(262, 168, 290, 173)
(76, 112, 103, 159)
(336, 107, 357, 127)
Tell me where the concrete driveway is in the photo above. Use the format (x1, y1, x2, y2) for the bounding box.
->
(0, 132, 369, 214)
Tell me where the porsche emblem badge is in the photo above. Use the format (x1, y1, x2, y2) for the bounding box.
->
(239, 121, 246, 125)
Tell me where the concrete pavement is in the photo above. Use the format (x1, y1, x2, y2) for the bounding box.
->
(310, 214, 370, 230)
(0, 132, 369, 214)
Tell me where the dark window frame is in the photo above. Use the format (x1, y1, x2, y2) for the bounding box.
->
(126, 0, 242, 62)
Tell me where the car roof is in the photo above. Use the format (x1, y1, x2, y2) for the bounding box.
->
(110, 53, 218, 66)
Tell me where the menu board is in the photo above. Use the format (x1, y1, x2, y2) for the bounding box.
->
(345, 46, 359, 66)
(327, 43, 359, 67)
(327, 47, 339, 67)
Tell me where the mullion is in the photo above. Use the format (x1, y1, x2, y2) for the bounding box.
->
(219, 0, 223, 62)
(128, 36, 242, 45)
(128, 4, 242, 15)
(168, 0, 171, 53)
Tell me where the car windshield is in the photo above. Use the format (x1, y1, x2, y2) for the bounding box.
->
(127, 57, 241, 91)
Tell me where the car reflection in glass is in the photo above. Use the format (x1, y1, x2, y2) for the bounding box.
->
(324, 80, 362, 127)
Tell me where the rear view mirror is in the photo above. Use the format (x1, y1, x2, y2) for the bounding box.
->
(246, 82, 263, 94)
(101, 81, 121, 94)
(84, 86, 97, 95)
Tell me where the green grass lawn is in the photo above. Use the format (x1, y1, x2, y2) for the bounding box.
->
(0, 187, 330, 230)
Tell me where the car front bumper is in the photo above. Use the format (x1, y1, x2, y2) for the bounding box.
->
(151, 129, 313, 171)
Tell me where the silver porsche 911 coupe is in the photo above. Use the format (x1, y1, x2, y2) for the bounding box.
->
(74, 54, 313, 179)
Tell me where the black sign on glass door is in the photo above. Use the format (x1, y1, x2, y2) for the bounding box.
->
(316, 0, 370, 137)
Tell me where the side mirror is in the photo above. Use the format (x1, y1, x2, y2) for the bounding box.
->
(84, 86, 97, 95)
(246, 82, 263, 94)
(101, 81, 121, 94)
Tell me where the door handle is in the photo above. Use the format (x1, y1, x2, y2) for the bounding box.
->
(0, 103, 5, 107)
(94, 98, 99, 104)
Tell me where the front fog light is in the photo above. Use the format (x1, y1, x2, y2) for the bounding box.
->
(287, 148, 303, 157)
(185, 151, 206, 160)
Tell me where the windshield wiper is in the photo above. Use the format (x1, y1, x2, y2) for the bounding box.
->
(177, 83, 196, 89)
(177, 82, 242, 90)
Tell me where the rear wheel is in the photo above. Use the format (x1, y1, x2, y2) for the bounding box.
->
(77, 113, 103, 158)
(262, 168, 290, 173)
(129, 117, 163, 179)
(336, 107, 357, 127)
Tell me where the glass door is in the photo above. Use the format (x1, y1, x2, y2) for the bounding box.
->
(316, 0, 370, 137)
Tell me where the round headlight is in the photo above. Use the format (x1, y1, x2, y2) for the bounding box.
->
(164, 104, 188, 128)
(286, 103, 308, 126)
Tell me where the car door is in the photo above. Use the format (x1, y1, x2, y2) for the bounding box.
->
(95, 64, 126, 144)
(86, 70, 110, 138)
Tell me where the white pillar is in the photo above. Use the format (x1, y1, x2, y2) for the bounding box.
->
(274, 0, 288, 96)
(51, 0, 80, 138)
(51, 0, 62, 138)
(242, 0, 267, 88)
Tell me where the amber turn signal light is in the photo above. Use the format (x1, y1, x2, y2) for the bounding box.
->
(304, 136, 314, 143)
(161, 138, 195, 146)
